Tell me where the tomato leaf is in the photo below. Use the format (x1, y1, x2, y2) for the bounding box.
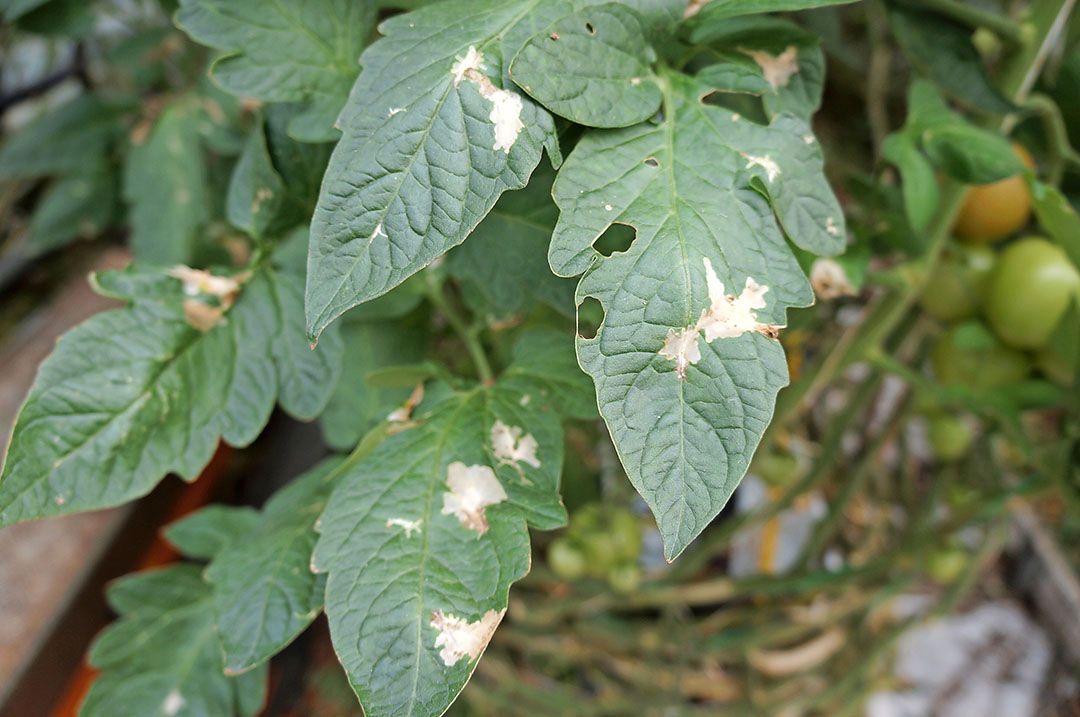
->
(305, 0, 569, 341)
(549, 70, 843, 559)
(164, 505, 260, 561)
(1026, 175, 1080, 271)
(312, 379, 565, 717)
(0, 94, 125, 179)
(882, 132, 939, 232)
(0, 259, 341, 527)
(510, 3, 662, 128)
(175, 0, 375, 142)
(82, 565, 268, 717)
(207, 457, 344, 674)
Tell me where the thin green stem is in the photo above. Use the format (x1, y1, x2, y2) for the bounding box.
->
(423, 272, 494, 384)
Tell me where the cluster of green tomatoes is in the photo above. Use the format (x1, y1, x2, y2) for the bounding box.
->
(547, 504, 644, 593)
(919, 146, 1080, 461)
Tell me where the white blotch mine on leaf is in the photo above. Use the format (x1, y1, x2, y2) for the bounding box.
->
(658, 258, 779, 379)
(659, 327, 702, 380)
(683, 0, 712, 18)
(385, 517, 423, 537)
(741, 46, 800, 90)
(825, 217, 840, 237)
(387, 383, 424, 424)
(441, 462, 507, 535)
(162, 689, 185, 716)
(490, 420, 541, 469)
(743, 154, 781, 182)
(388, 107, 405, 117)
(810, 258, 855, 300)
(167, 266, 248, 332)
(430, 609, 505, 666)
(452, 46, 524, 153)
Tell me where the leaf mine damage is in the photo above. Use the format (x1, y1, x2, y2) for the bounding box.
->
(741, 46, 801, 90)
(659, 258, 779, 379)
(430, 609, 505, 667)
(440, 461, 508, 534)
(491, 420, 541, 470)
(452, 46, 525, 153)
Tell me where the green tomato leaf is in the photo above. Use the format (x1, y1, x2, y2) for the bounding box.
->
(124, 98, 209, 265)
(447, 165, 575, 317)
(206, 457, 344, 674)
(27, 164, 118, 253)
(510, 3, 662, 128)
(305, 0, 570, 342)
(920, 122, 1021, 185)
(163, 505, 260, 561)
(312, 380, 566, 717)
(81, 565, 268, 717)
(1026, 175, 1080, 271)
(882, 132, 939, 232)
(227, 119, 286, 240)
(321, 320, 429, 452)
(549, 70, 843, 560)
(0, 259, 342, 527)
(887, 3, 1014, 115)
(175, 0, 375, 142)
(0, 94, 124, 179)
(695, 51, 772, 96)
(686, 0, 859, 24)
(501, 328, 598, 419)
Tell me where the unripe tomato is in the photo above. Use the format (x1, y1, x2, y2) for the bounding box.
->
(608, 509, 642, 561)
(753, 450, 800, 486)
(607, 563, 642, 593)
(927, 549, 967, 583)
(984, 237, 1080, 349)
(927, 413, 975, 462)
(1035, 345, 1076, 386)
(931, 322, 1031, 388)
(918, 246, 996, 322)
(953, 145, 1034, 244)
(548, 538, 588, 580)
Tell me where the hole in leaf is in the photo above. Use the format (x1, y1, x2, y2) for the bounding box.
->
(593, 223, 637, 257)
(577, 297, 604, 339)
(644, 157, 660, 168)
(585, 21, 596, 35)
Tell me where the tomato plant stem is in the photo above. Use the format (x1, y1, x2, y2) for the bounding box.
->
(907, 0, 1024, 45)
(424, 272, 495, 384)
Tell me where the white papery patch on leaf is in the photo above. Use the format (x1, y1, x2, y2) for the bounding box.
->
(162, 690, 185, 717)
(387, 384, 424, 424)
(491, 420, 541, 469)
(743, 154, 781, 182)
(658, 327, 702, 379)
(810, 258, 855, 300)
(742, 46, 800, 90)
(698, 258, 777, 341)
(452, 46, 524, 153)
(385, 517, 422, 537)
(167, 266, 248, 331)
(659, 258, 778, 379)
(440, 462, 507, 535)
(430, 609, 505, 667)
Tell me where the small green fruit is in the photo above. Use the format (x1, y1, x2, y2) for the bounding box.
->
(548, 538, 588, 580)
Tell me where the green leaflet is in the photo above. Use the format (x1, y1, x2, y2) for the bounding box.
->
(305, 0, 569, 341)
(691, 16, 824, 121)
(686, 0, 859, 23)
(164, 505, 261, 561)
(500, 328, 598, 420)
(2, 0, 50, 20)
(206, 457, 344, 674)
(227, 119, 286, 240)
(446, 165, 575, 317)
(510, 3, 662, 128)
(175, 0, 375, 142)
(0, 94, 125, 179)
(887, 3, 1014, 115)
(312, 380, 566, 717)
(81, 565, 267, 717)
(124, 98, 209, 265)
(549, 70, 844, 560)
(1027, 175, 1080, 270)
(882, 132, 939, 232)
(27, 164, 118, 252)
(320, 319, 429, 452)
(0, 260, 342, 527)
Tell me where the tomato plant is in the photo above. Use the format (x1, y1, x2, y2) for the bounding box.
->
(0, 0, 1078, 715)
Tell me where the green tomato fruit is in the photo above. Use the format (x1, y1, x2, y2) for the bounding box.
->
(609, 509, 642, 561)
(927, 413, 975, 462)
(931, 322, 1031, 388)
(754, 450, 800, 486)
(984, 237, 1080, 349)
(548, 538, 588, 580)
(607, 563, 642, 593)
(927, 549, 968, 583)
(918, 247, 995, 322)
